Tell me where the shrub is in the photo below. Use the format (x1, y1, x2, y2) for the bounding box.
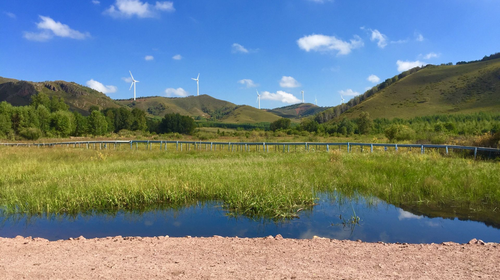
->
(19, 127, 42, 140)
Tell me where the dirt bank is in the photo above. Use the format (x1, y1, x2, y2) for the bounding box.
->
(1, 235, 498, 279)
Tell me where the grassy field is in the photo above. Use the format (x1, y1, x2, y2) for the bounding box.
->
(0, 147, 500, 218)
(0, 147, 499, 220)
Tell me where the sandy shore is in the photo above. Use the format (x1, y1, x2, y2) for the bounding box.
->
(1, 235, 498, 279)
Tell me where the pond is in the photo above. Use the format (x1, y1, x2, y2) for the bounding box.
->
(1, 193, 498, 244)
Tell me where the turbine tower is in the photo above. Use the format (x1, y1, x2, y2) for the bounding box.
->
(301, 90, 304, 103)
(191, 73, 200, 96)
(129, 71, 139, 101)
(256, 90, 261, 109)
(315, 96, 317, 106)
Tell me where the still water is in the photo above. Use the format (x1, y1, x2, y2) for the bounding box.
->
(1, 194, 498, 244)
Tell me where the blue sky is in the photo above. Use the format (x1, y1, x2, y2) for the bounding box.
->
(1, 0, 499, 109)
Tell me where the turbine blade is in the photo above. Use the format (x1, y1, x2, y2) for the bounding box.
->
(197, 73, 200, 79)
(129, 71, 134, 80)
(129, 82, 134, 90)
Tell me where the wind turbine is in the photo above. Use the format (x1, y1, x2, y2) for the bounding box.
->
(191, 73, 200, 96)
(315, 96, 318, 106)
(256, 90, 261, 109)
(341, 94, 345, 104)
(129, 71, 139, 101)
(301, 90, 304, 103)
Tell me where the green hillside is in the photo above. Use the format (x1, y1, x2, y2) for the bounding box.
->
(116, 95, 237, 119)
(315, 54, 500, 123)
(0, 77, 122, 115)
(268, 103, 328, 119)
(219, 105, 282, 123)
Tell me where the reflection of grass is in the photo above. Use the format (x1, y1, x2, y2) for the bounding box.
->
(0, 147, 499, 220)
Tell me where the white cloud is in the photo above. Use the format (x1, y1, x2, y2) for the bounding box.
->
(390, 39, 409, 44)
(415, 32, 424, 42)
(145, 55, 154, 61)
(338, 89, 360, 96)
(297, 34, 363, 55)
(122, 77, 133, 83)
(422, 52, 439, 59)
(398, 209, 422, 220)
(165, 87, 189, 97)
(172, 54, 182, 60)
(370, 29, 387, 48)
(367, 74, 380, 83)
(232, 43, 249, 54)
(105, 0, 174, 18)
(155, 1, 175, 11)
(260, 91, 301, 104)
(5, 12, 16, 18)
(396, 60, 426, 72)
(279, 76, 301, 88)
(86, 79, 117, 94)
(24, 16, 90, 42)
(92, 0, 100, 4)
(238, 79, 258, 88)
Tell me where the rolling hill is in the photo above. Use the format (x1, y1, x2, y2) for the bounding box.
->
(268, 103, 328, 119)
(315, 53, 500, 123)
(0, 77, 122, 115)
(117, 95, 282, 124)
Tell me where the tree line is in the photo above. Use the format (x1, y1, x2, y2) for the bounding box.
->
(0, 92, 197, 140)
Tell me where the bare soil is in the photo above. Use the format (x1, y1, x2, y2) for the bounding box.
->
(1, 235, 498, 279)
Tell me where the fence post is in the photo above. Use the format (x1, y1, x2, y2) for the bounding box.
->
(395, 144, 398, 152)
(347, 142, 350, 153)
(326, 145, 329, 152)
(160, 141, 163, 150)
(445, 146, 448, 155)
(421, 145, 424, 154)
(474, 147, 478, 160)
(370, 144, 373, 153)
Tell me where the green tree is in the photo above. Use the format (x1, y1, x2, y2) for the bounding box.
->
(50, 111, 75, 137)
(131, 108, 147, 131)
(30, 92, 51, 109)
(73, 111, 88, 136)
(88, 110, 108, 136)
(357, 112, 373, 134)
(50, 96, 69, 112)
(36, 105, 51, 133)
(270, 118, 291, 131)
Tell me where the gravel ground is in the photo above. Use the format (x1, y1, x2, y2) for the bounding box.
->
(1, 235, 499, 279)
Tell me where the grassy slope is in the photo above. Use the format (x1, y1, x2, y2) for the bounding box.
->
(268, 103, 328, 119)
(219, 105, 282, 123)
(341, 59, 500, 120)
(0, 77, 122, 115)
(116, 95, 237, 117)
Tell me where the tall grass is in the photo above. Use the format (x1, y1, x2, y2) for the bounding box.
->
(0, 147, 498, 219)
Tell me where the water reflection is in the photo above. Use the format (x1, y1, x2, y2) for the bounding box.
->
(0, 193, 499, 244)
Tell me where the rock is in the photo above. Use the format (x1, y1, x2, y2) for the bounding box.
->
(442, 242, 457, 246)
(76, 236, 86, 241)
(274, 234, 283, 240)
(477, 239, 485, 245)
(468, 238, 478, 245)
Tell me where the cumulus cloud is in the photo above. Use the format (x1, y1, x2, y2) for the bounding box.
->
(92, 0, 100, 4)
(260, 91, 301, 104)
(338, 89, 360, 96)
(422, 52, 439, 59)
(367, 74, 380, 83)
(297, 34, 363, 55)
(238, 79, 258, 88)
(396, 60, 426, 72)
(172, 54, 182, 60)
(24, 16, 90, 42)
(165, 87, 189, 97)
(86, 79, 117, 94)
(105, 0, 174, 18)
(361, 27, 387, 48)
(232, 43, 249, 54)
(279, 76, 301, 88)
(145, 55, 154, 61)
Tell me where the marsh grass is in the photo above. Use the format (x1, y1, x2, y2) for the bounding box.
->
(0, 146, 499, 219)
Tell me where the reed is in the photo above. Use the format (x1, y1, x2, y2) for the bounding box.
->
(0, 147, 498, 218)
